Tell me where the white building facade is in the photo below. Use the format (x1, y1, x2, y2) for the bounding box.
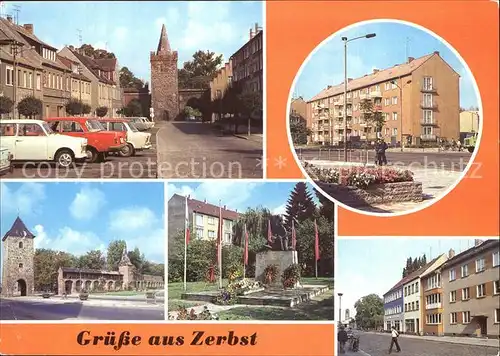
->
(403, 277, 421, 334)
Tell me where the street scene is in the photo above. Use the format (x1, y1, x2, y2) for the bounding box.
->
(336, 238, 499, 355)
(0, 182, 165, 320)
(0, 2, 263, 179)
(166, 181, 334, 320)
(289, 21, 480, 213)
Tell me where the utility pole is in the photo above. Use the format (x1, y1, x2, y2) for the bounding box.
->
(12, 5, 20, 25)
(12, 41, 19, 119)
(77, 29, 83, 51)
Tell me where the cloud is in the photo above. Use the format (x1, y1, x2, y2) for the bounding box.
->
(108, 207, 159, 232)
(113, 26, 128, 42)
(272, 204, 287, 215)
(168, 182, 262, 211)
(69, 186, 106, 220)
(0, 183, 46, 216)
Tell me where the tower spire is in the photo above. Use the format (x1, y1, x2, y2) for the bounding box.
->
(157, 24, 171, 54)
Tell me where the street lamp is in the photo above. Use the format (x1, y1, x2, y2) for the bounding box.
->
(342, 33, 376, 161)
(391, 79, 412, 151)
(338, 292, 343, 324)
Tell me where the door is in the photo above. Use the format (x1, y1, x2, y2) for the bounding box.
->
(15, 123, 49, 160)
(0, 122, 17, 158)
(416, 318, 420, 335)
(58, 120, 86, 139)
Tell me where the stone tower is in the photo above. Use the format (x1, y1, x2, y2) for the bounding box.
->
(150, 24, 179, 121)
(118, 245, 135, 290)
(1, 217, 36, 296)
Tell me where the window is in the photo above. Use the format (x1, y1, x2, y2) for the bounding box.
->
(423, 76, 433, 90)
(23, 71, 27, 88)
(110, 122, 125, 131)
(28, 72, 33, 88)
(196, 228, 204, 238)
(385, 127, 390, 135)
(462, 287, 470, 300)
(450, 312, 457, 324)
(476, 257, 486, 272)
(391, 82, 397, 89)
(19, 263, 23, 268)
(476, 284, 486, 298)
(411, 301, 415, 310)
(493, 251, 499, 267)
(495, 309, 500, 324)
(393, 128, 398, 136)
(423, 110, 433, 123)
(57, 121, 84, 133)
(462, 311, 471, 324)
(19, 242, 23, 248)
(1, 123, 16, 136)
(206, 217, 215, 225)
(18, 123, 45, 136)
(426, 313, 442, 324)
(449, 269, 456, 281)
(423, 93, 433, 106)
(6, 66, 14, 85)
(423, 126, 433, 135)
(461, 264, 469, 278)
(393, 112, 398, 121)
(416, 283, 419, 293)
(416, 301, 419, 310)
(450, 290, 457, 302)
(36, 73, 41, 90)
(427, 273, 441, 289)
(392, 96, 398, 105)
(225, 232, 231, 243)
(208, 230, 216, 239)
(494, 281, 500, 295)
(384, 98, 390, 106)
(385, 82, 391, 90)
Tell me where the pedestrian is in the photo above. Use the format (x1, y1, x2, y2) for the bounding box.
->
(375, 140, 383, 166)
(388, 326, 401, 354)
(338, 326, 348, 354)
(380, 140, 388, 165)
(457, 140, 462, 151)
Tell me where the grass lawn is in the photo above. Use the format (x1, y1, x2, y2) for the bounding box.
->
(302, 277, 334, 289)
(93, 291, 144, 296)
(168, 279, 229, 300)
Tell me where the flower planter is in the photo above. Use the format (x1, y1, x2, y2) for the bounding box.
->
(42, 293, 51, 299)
(317, 181, 423, 207)
(79, 293, 89, 301)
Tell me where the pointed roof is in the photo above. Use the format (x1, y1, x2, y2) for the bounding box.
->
(119, 246, 133, 266)
(156, 24, 171, 54)
(2, 217, 35, 241)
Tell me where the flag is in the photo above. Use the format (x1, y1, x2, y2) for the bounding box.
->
(314, 220, 320, 261)
(185, 196, 190, 245)
(291, 219, 297, 250)
(244, 224, 249, 265)
(267, 219, 272, 245)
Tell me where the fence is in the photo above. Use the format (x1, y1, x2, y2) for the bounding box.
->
(296, 148, 374, 164)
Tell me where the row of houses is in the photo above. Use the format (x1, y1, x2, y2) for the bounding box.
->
(383, 239, 499, 338)
(0, 15, 123, 118)
(304, 51, 461, 146)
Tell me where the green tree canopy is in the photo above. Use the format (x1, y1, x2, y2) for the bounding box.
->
(0, 96, 14, 116)
(77, 44, 115, 59)
(284, 182, 318, 228)
(314, 188, 335, 222)
(106, 240, 127, 271)
(124, 98, 143, 117)
(65, 98, 83, 116)
(17, 96, 43, 119)
(77, 250, 106, 270)
(95, 106, 108, 117)
(179, 50, 224, 89)
(354, 294, 385, 329)
(119, 67, 144, 89)
(290, 115, 311, 145)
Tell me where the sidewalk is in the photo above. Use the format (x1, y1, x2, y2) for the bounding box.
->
(366, 331, 500, 348)
(3, 296, 164, 309)
(234, 133, 263, 143)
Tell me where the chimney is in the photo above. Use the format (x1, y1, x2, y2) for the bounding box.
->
(224, 205, 227, 210)
(448, 248, 455, 259)
(23, 24, 34, 34)
(434, 51, 440, 56)
(408, 57, 415, 63)
(69, 45, 75, 51)
(474, 239, 483, 247)
(203, 199, 206, 203)
(373, 69, 379, 74)
(348, 78, 353, 82)
(6, 15, 13, 23)
(255, 22, 259, 33)
(327, 85, 332, 89)
(249, 28, 253, 40)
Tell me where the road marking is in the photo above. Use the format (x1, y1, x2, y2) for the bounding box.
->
(358, 350, 372, 356)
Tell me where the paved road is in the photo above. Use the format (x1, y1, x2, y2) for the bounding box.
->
(296, 148, 473, 172)
(0, 298, 164, 320)
(157, 121, 263, 178)
(4, 128, 159, 179)
(343, 332, 498, 356)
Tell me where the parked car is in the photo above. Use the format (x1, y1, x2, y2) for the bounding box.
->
(126, 117, 153, 131)
(98, 118, 152, 157)
(0, 146, 13, 175)
(46, 117, 127, 163)
(0, 119, 88, 167)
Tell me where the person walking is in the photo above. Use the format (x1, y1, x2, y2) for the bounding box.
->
(380, 140, 388, 165)
(388, 326, 401, 353)
(375, 140, 383, 166)
(338, 326, 348, 354)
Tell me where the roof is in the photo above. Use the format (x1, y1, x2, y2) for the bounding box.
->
(2, 217, 35, 241)
(0, 119, 47, 124)
(156, 24, 171, 54)
(231, 30, 263, 59)
(57, 55, 92, 82)
(384, 256, 441, 296)
(69, 48, 116, 85)
(309, 52, 439, 102)
(0, 18, 41, 69)
(171, 194, 239, 221)
(441, 239, 499, 270)
(94, 58, 117, 71)
(60, 267, 121, 275)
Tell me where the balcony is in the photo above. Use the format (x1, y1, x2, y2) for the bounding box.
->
(370, 90, 382, 98)
(420, 119, 438, 127)
(421, 102, 438, 110)
(421, 86, 437, 93)
(359, 93, 370, 100)
(421, 134, 437, 141)
(426, 302, 442, 310)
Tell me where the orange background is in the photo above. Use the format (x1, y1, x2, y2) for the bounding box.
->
(266, 0, 499, 236)
(0, 323, 334, 355)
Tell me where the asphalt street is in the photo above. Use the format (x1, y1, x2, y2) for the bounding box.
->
(156, 121, 263, 178)
(4, 127, 159, 179)
(296, 148, 473, 172)
(343, 332, 499, 356)
(0, 298, 164, 320)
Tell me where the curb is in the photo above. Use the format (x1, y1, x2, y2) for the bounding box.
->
(234, 134, 249, 140)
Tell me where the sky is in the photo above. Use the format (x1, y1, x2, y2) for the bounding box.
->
(2, 1, 263, 82)
(294, 21, 480, 109)
(0, 182, 165, 281)
(336, 238, 488, 320)
(167, 181, 319, 215)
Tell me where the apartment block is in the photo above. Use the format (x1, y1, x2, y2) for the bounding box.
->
(384, 283, 404, 332)
(231, 23, 263, 94)
(57, 55, 92, 106)
(209, 60, 232, 121)
(459, 110, 480, 135)
(441, 239, 500, 338)
(290, 97, 307, 123)
(307, 52, 460, 146)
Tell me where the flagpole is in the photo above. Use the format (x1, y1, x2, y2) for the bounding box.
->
(183, 195, 188, 291)
(218, 200, 223, 289)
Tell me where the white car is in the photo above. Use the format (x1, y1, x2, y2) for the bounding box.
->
(0, 146, 13, 175)
(99, 119, 152, 157)
(140, 117, 155, 129)
(127, 117, 148, 131)
(0, 119, 88, 167)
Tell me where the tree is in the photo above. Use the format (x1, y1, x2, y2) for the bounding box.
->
(65, 98, 83, 116)
(82, 103, 92, 115)
(354, 294, 385, 330)
(237, 90, 263, 134)
(314, 188, 335, 222)
(95, 106, 108, 117)
(290, 114, 311, 145)
(77, 250, 106, 270)
(0, 96, 14, 118)
(178, 50, 223, 89)
(125, 98, 143, 117)
(106, 240, 127, 271)
(284, 182, 318, 228)
(128, 247, 146, 273)
(220, 82, 243, 133)
(77, 44, 115, 59)
(359, 98, 385, 140)
(402, 254, 427, 277)
(34, 249, 78, 292)
(17, 96, 43, 119)
(119, 67, 144, 89)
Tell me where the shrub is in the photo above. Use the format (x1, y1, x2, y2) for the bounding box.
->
(95, 106, 108, 117)
(281, 263, 301, 289)
(0, 96, 14, 116)
(82, 103, 92, 115)
(264, 264, 279, 285)
(215, 283, 238, 305)
(65, 98, 83, 116)
(17, 96, 43, 119)
(172, 306, 218, 320)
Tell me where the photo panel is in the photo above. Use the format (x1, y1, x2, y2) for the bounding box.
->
(166, 180, 335, 321)
(0, 181, 165, 321)
(336, 236, 499, 355)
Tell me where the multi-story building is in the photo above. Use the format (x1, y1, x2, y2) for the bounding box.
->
(459, 110, 480, 142)
(307, 51, 460, 146)
(209, 60, 232, 121)
(167, 194, 239, 257)
(441, 239, 500, 338)
(57, 55, 92, 106)
(231, 23, 263, 94)
(290, 96, 307, 124)
(384, 282, 404, 331)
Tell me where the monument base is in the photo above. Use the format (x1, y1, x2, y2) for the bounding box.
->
(255, 250, 299, 288)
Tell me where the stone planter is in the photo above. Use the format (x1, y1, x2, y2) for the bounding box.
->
(79, 293, 89, 301)
(317, 181, 423, 207)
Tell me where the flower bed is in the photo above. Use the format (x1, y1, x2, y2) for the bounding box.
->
(214, 278, 264, 305)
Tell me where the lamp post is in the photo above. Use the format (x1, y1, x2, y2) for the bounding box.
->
(338, 292, 343, 324)
(391, 79, 412, 151)
(10, 41, 35, 119)
(342, 33, 376, 162)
